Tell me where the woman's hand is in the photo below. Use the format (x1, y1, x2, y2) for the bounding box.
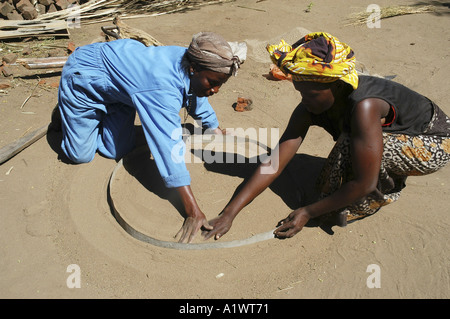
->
(175, 185, 212, 243)
(176, 212, 212, 243)
(274, 208, 311, 239)
(209, 126, 230, 135)
(202, 213, 234, 240)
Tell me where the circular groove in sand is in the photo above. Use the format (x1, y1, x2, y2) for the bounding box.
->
(108, 137, 277, 250)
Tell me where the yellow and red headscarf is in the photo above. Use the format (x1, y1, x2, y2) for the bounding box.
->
(266, 32, 358, 89)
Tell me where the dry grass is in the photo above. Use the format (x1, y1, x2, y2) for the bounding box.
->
(346, 5, 436, 26)
(38, 0, 234, 24)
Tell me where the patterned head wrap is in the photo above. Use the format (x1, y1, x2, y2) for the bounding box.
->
(266, 32, 358, 89)
(187, 32, 247, 76)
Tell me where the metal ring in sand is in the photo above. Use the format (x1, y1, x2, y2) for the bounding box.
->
(108, 136, 277, 250)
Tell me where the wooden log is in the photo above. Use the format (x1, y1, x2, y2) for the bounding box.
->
(0, 124, 48, 165)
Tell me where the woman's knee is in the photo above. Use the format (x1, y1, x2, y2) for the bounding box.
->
(71, 153, 95, 164)
(61, 140, 96, 164)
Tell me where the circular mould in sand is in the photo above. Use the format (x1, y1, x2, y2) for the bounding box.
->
(108, 134, 290, 250)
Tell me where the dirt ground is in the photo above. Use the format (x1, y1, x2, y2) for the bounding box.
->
(1, 0, 449, 300)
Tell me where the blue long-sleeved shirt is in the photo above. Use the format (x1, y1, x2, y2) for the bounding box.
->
(72, 39, 219, 187)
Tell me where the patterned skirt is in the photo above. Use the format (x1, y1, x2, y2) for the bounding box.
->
(317, 104, 450, 226)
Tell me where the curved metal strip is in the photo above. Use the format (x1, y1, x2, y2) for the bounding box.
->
(108, 140, 276, 250)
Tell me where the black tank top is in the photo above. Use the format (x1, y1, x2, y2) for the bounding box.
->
(348, 75, 434, 135)
(310, 75, 436, 140)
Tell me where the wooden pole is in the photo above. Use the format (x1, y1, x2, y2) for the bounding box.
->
(0, 125, 48, 165)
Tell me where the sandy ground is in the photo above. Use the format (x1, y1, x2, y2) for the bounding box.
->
(1, 0, 449, 300)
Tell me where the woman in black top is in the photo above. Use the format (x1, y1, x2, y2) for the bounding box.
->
(202, 32, 450, 240)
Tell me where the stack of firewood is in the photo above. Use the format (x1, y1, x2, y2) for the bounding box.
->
(0, 0, 89, 20)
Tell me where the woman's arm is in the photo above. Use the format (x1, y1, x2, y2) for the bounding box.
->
(203, 104, 312, 240)
(274, 98, 389, 238)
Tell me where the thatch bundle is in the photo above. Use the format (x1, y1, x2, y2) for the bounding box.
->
(0, 1, 234, 41)
(346, 5, 436, 26)
(0, 0, 233, 22)
(37, 0, 234, 24)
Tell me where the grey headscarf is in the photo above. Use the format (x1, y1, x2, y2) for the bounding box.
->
(187, 32, 247, 76)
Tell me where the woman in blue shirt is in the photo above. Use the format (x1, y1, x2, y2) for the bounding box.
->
(57, 32, 246, 243)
